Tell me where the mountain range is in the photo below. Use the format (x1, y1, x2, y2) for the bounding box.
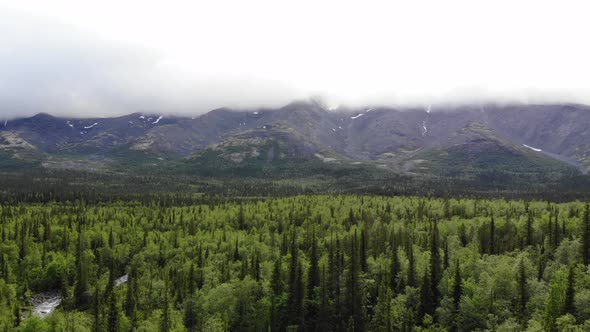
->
(2, 100, 590, 182)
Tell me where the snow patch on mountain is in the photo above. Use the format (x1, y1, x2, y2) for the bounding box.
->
(523, 144, 542, 152)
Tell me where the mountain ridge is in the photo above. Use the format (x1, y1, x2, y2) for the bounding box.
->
(1, 100, 589, 180)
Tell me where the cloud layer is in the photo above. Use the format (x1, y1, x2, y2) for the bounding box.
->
(2, 0, 590, 118)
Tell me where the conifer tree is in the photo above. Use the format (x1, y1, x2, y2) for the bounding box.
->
(183, 297, 199, 332)
(451, 261, 463, 332)
(346, 231, 365, 332)
(187, 263, 196, 297)
(160, 280, 170, 332)
(489, 214, 496, 255)
(270, 258, 284, 332)
(407, 243, 417, 288)
(287, 231, 304, 327)
(93, 284, 101, 332)
(526, 212, 534, 246)
(516, 257, 529, 324)
(74, 220, 90, 307)
(430, 219, 442, 306)
(390, 246, 400, 292)
(107, 290, 118, 332)
(419, 270, 435, 322)
(443, 239, 450, 271)
(237, 204, 246, 230)
(564, 265, 576, 316)
(306, 231, 320, 330)
(582, 204, 590, 266)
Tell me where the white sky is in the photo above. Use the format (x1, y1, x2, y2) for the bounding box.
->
(1, 0, 590, 116)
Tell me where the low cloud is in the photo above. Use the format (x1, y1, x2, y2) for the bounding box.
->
(2, 2, 590, 119)
(0, 10, 303, 118)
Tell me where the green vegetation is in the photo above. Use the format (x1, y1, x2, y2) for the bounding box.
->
(2, 196, 590, 331)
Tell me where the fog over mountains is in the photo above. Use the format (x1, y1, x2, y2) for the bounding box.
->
(3, 1, 590, 118)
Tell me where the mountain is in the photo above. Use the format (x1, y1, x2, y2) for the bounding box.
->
(1, 100, 589, 182)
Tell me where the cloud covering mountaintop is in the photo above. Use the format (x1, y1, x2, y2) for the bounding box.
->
(1, 0, 590, 118)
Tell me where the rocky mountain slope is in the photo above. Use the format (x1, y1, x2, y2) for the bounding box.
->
(2, 100, 589, 179)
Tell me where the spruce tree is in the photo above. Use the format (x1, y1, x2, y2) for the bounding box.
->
(287, 231, 304, 327)
(270, 258, 284, 332)
(564, 265, 576, 316)
(419, 270, 435, 322)
(407, 243, 417, 288)
(74, 220, 90, 307)
(526, 212, 534, 246)
(489, 214, 496, 255)
(583, 204, 590, 266)
(451, 261, 463, 332)
(430, 219, 442, 306)
(187, 263, 196, 297)
(516, 257, 529, 324)
(347, 231, 365, 332)
(93, 284, 101, 332)
(183, 297, 199, 332)
(160, 280, 170, 332)
(237, 204, 246, 230)
(125, 262, 138, 325)
(360, 229, 368, 273)
(443, 239, 450, 271)
(390, 246, 400, 292)
(107, 290, 118, 332)
(306, 232, 320, 330)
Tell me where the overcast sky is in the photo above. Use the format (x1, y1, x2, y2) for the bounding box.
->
(1, 0, 590, 118)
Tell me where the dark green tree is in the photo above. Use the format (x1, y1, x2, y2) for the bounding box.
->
(73, 220, 91, 308)
(390, 246, 401, 292)
(583, 204, 590, 266)
(430, 219, 442, 306)
(489, 214, 496, 255)
(183, 297, 199, 332)
(360, 229, 368, 273)
(419, 270, 435, 322)
(407, 243, 417, 288)
(451, 261, 462, 332)
(287, 232, 304, 328)
(526, 212, 534, 246)
(346, 231, 365, 332)
(93, 284, 101, 332)
(160, 281, 171, 332)
(306, 231, 320, 330)
(515, 257, 529, 324)
(564, 265, 576, 316)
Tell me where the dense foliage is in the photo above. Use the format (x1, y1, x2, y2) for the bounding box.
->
(2, 196, 590, 331)
(3, 167, 590, 203)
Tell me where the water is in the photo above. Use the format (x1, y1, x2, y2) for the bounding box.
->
(30, 274, 128, 319)
(31, 291, 62, 318)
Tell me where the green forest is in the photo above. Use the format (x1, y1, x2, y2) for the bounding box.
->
(2, 196, 590, 331)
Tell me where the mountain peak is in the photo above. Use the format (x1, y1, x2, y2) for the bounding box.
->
(31, 112, 56, 120)
(1, 102, 590, 178)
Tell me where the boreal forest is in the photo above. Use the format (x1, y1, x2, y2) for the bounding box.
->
(1, 195, 590, 331)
